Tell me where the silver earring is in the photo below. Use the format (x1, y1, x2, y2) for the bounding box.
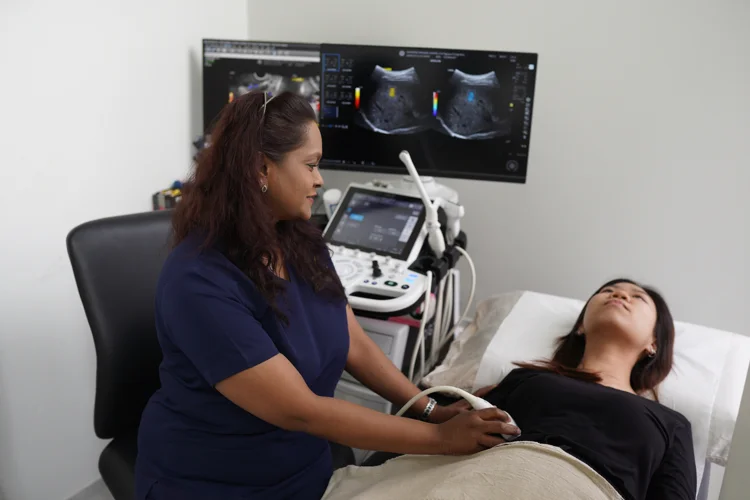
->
(261, 184, 268, 193)
(648, 350, 656, 358)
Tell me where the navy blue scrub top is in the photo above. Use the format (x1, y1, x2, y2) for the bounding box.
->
(135, 234, 350, 500)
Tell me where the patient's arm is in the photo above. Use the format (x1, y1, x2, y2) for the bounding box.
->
(645, 420, 697, 500)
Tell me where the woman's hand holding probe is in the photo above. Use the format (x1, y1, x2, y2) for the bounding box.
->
(428, 384, 499, 423)
(435, 407, 520, 455)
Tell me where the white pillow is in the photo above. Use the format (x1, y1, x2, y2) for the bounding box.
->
(424, 290, 750, 472)
(421, 291, 523, 390)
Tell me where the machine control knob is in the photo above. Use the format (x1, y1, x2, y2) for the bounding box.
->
(371, 260, 383, 278)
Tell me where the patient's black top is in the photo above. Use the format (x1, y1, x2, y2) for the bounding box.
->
(485, 368, 696, 500)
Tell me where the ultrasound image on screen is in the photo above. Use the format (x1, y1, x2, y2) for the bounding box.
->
(436, 70, 511, 140)
(355, 66, 431, 135)
(229, 72, 320, 120)
(319, 44, 538, 183)
(329, 192, 424, 257)
(203, 40, 321, 131)
(354, 67, 509, 140)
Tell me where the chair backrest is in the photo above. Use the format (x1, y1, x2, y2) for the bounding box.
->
(67, 210, 173, 439)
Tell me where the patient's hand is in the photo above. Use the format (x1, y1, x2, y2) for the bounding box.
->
(428, 385, 499, 424)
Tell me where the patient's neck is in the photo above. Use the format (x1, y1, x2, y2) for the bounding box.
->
(578, 340, 638, 394)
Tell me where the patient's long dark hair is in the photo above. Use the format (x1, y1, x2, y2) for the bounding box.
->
(516, 279, 675, 400)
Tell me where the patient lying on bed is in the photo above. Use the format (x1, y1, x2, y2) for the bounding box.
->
(323, 278, 697, 500)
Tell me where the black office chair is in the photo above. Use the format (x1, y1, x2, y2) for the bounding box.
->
(67, 210, 355, 499)
(67, 210, 173, 499)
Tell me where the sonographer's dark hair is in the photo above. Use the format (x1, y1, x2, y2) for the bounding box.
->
(171, 90, 344, 321)
(515, 279, 675, 400)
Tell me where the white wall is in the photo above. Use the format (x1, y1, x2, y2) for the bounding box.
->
(249, 0, 749, 334)
(0, 1, 248, 499)
(248, 0, 749, 498)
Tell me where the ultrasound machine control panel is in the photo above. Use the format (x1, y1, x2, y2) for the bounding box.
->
(323, 184, 429, 315)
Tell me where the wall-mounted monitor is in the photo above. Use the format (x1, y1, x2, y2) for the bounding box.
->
(202, 39, 321, 132)
(318, 43, 538, 183)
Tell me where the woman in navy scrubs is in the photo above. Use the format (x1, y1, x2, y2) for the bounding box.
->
(134, 91, 517, 500)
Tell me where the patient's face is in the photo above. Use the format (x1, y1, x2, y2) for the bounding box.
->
(581, 282, 658, 352)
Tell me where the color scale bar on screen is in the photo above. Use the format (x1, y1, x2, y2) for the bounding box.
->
(432, 91, 438, 116)
(354, 87, 361, 109)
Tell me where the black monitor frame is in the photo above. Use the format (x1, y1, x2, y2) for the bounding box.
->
(317, 42, 538, 184)
(200, 39, 538, 184)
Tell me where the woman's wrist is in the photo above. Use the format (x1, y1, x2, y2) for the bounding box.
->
(427, 403, 462, 424)
(402, 395, 429, 418)
(419, 398, 437, 421)
(402, 395, 457, 424)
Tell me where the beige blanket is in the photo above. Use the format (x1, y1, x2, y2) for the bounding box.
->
(323, 441, 624, 500)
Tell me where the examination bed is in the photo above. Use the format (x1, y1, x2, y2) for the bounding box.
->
(358, 290, 750, 500)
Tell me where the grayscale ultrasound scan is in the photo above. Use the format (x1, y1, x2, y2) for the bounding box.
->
(355, 66, 431, 135)
(203, 40, 322, 129)
(354, 67, 510, 140)
(436, 70, 511, 140)
(230, 72, 321, 119)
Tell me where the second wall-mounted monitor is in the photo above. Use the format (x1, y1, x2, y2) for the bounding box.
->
(202, 39, 321, 132)
(319, 43, 538, 183)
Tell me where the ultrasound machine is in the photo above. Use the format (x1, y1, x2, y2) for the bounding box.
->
(323, 184, 429, 315)
(323, 180, 473, 444)
(321, 183, 430, 413)
(201, 40, 538, 453)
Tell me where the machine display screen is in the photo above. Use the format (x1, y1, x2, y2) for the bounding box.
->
(318, 43, 538, 183)
(202, 39, 321, 132)
(325, 188, 426, 260)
